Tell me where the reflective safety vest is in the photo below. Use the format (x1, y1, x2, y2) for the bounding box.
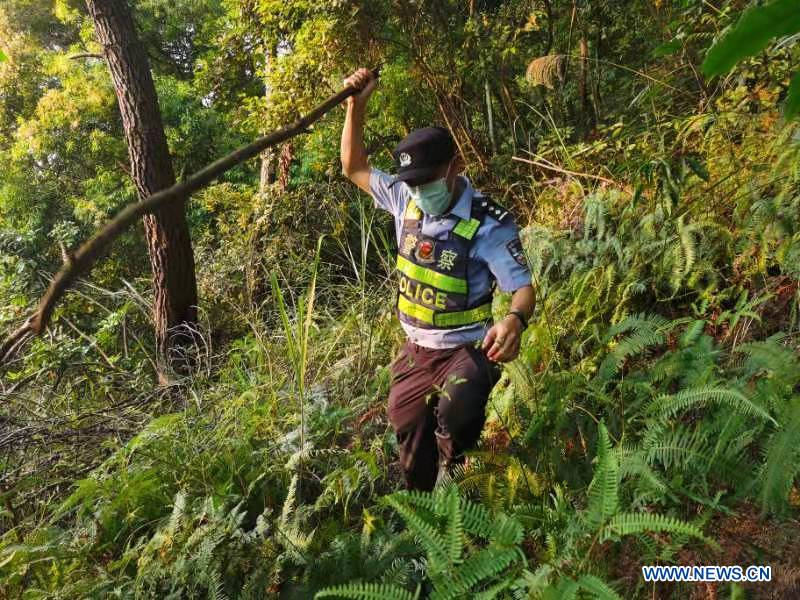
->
(395, 196, 497, 329)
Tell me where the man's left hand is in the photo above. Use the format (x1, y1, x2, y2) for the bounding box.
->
(482, 315, 523, 363)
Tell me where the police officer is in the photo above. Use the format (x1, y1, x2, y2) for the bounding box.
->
(341, 68, 535, 491)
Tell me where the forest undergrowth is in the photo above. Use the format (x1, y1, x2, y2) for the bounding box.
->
(2, 1, 800, 598)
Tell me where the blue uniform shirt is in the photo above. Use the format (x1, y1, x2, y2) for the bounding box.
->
(370, 168, 532, 349)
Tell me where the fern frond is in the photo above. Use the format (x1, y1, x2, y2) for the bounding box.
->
(389, 488, 494, 538)
(602, 313, 670, 341)
(281, 473, 300, 526)
(617, 449, 667, 493)
(166, 490, 186, 535)
(759, 400, 800, 515)
(602, 512, 720, 551)
(381, 559, 413, 589)
(646, 386, 776, 424)
(586, 422, 619, 527)
(490, 513, 524, 547)
(679, 220, 696, 277)
(511, 565, 554, 598)
(207, 568, 229, 600)
(444, 485, 463, 564)
(679, 319, 706, 348)
(642, 424, 706, 470)
(550, 576, 579, 599)
(474, 578, 515, 600)
(545, 533, 557, 562)
(431, 547, 522, 600)
(597, 313, 673, 382)
(314, 582, 418, 600)
(738, 336, 800, 388)
(575, 574, 623, 600)
(382, 495, 449, 571)
(239, 571, 268, 600)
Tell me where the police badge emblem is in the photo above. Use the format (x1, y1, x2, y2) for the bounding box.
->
(415, 240, 436, 263)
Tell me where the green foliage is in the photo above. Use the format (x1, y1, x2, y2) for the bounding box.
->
(602, 513, 717, 551)
(702, 0, 800, 118)
(586, 422, 618, 528)
(583, 420, 719, 550)
(646, 386, 776, 424)
(597, 314, 675, 383)
(787, 71, 800, 120)
(558, 574, 624, 600)
(702, 0, 800, 75)
(315, 582, 419, 600)
(3, 0, 800, 598)
(318, 484, 526, 600)
(758, 399, 800, 516)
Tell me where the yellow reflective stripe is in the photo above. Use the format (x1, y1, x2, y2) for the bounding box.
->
(404, 199, 422, 219)
(396, 255, 467, 294)
(434, 302, 493, 327)
(453, 218, 480, 240)
(398, 295, 493, 328)
(398, 294, 434, 324)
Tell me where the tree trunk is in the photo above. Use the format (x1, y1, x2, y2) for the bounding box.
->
(278, 141, 294, 192)
(259, 149, 274, 194)
(579, 36, 589, 129)
(592, 26, 603, 126)
(542, 0, 554, 55)
(258, 48, 275, 195)
(85, 0, 197, 377)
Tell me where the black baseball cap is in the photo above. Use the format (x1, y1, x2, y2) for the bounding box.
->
(387, 126, 456, 188)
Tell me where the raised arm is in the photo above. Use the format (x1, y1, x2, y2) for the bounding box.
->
(340, 68, 377, 194)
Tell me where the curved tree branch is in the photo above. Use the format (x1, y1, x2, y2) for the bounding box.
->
(69, 53, 105, 60)
(0, 68, 380, 368)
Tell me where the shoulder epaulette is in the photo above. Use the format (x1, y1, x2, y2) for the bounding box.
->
(472, 194, 511, 223)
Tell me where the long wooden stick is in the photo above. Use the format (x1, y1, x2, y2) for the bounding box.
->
(0, 69, 379, 367)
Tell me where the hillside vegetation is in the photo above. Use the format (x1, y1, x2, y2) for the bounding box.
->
(1, 0, 799, 598)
